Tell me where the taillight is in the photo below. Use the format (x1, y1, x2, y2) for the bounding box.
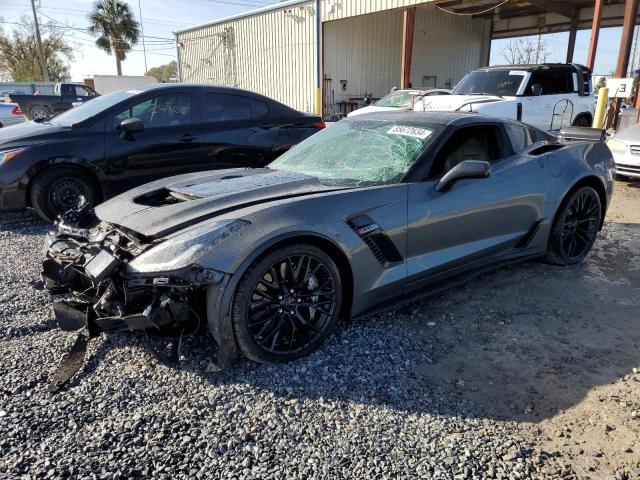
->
(11, 105, 22, 116)
(313, 121, 326, 129)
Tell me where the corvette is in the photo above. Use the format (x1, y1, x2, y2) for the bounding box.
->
(42, 112, 615, 367)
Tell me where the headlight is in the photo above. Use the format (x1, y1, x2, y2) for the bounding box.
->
(606, 139, 628, 155)
(0, 148, 26, 166)
(126, 219, 249, 273)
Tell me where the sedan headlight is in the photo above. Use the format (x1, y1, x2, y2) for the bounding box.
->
(127, 219, 249, 274)
(606, 139, 628, 155)
(0, 148, 26, 166)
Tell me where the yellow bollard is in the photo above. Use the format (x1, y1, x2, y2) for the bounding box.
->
(316, 88, 322, 116)
(593, 87, 608, 128)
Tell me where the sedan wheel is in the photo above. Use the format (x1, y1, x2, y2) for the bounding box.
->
(547, 186, 602, 265)
(232, 245, 342, 363)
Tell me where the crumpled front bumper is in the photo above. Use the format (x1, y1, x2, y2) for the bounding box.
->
(41, 222, 227, 335)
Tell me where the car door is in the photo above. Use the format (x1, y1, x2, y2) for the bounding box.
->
(521, 69, 574, 131)
(405, 122, 547, 291)
(199, 91, 278, 169)
(104, 90, 206, 191)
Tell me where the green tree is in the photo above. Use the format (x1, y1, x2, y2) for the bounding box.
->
(146, 60, 177, 82)
(87, 0, 140, 76)
(0, 18, 73, 82)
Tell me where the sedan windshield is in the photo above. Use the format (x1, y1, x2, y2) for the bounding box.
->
(49, 90, 141, 126)
(453, 70, 525, 96)
(375, 90, 422, 108)
(269, 120, 438, 186)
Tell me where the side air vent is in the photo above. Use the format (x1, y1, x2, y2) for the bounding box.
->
(347, 214, 403, 268)
(529, 144, 564, 156)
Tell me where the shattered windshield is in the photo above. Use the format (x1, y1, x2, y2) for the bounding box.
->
(453, 70, 525, 96)
(375, 90, 422, 108)
(269, 120, 438, 186)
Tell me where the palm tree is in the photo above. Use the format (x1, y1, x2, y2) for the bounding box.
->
(87, 0, 140, 76)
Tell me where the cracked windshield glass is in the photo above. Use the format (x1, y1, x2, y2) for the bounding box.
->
(269, 120, 439, 186)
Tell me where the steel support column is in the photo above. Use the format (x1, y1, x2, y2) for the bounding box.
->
(566, 19, 578, 63)
(400, 7, 415, 90)
(586, 0, 604, 71)
(607, 0, 640, 128)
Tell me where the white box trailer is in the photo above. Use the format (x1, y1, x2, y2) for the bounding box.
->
(83, 75, 158, 94)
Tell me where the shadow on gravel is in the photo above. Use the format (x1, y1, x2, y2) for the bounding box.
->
(167, 222, 640, 424)
(0, 211, 49, 235)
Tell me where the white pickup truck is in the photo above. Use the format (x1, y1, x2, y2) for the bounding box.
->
(414, 64, 594, 131)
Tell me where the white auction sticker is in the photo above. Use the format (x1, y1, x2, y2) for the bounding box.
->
(126, 89, 144, 94)
(509, 70, 527, 76)
(387, 125, 432, 139)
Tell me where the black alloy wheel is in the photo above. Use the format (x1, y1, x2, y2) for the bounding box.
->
(232, 245, 342, 363)
(547, 186, 602, 265)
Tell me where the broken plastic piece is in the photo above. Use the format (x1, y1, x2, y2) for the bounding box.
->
(47, 332, 89, 393)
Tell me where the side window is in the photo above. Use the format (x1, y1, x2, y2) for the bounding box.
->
(205, 93, 270, 122)
(526, 70, 573, 95)
(504, 124, 533, 152)
(429, 125, 502, 177)
(114, 93, 192, 129)
(74, 86, 91, 97)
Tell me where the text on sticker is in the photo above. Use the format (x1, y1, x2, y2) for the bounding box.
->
(387, 125, 432, 140)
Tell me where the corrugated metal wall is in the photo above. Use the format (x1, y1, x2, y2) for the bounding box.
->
(323, 10, 403, 114)
(321, 0, 432, 22)
(410, 8, 489, 90)
(177, 1, 316, 112)
(322, 7, 488, 116)
(176, 0, 490, 116)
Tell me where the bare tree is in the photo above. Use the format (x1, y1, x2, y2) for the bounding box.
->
(501, 37, 549, 65)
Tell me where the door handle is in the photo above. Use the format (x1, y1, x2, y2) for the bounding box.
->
(178, 134, 198, 142)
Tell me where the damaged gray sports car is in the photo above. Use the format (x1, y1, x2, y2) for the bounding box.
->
(42, 112, 615, 369)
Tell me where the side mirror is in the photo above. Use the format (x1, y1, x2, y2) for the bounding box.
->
(531, 84, 543, 96)
(119, 117, 144, 139)
(435, 160, 491, 192)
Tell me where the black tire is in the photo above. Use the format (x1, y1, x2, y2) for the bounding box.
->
(29, 105, 51, 121)
(231, 244, 342, 363)
(572, 114, 592, 127)
(29, 167, 100, 222)
(546, 186, 602, 266)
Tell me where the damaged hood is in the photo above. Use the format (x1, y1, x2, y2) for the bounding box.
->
(95, 168, 344, 238)
(413, 94, 506, 112)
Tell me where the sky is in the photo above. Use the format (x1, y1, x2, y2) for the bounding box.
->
(0, 0, 634, 81)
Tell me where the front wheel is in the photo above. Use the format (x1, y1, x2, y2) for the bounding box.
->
(572, 114, 592, 127)
(546, 186, 602, 265)
(231, 244, 342, 363)
(29, 106, 51, 121)
(29, 167, 100, 222)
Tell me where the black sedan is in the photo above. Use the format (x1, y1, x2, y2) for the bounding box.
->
(0, 84, 324, 221)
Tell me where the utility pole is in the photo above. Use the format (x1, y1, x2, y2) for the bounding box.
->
(630, 25, 639, 76)
(138, 0, 148, 73)
(30, 0, 49, 82)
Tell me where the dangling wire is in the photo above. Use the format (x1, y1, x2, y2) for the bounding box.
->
(436, 0, 510, 16)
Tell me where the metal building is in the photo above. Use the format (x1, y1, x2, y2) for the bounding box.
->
(175, 0, 639, 119)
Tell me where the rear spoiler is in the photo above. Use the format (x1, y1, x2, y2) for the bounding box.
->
(556, 127, 606, 143)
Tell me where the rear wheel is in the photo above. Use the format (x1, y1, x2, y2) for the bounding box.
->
(572, 114, 592, 127)
(29, 167, 100, 222)
(231, 244, 342, 363)
(546, 186, 602, 265)
(29, 105, 51, 121)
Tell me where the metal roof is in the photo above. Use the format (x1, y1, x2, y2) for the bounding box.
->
(175, 0, 311, 35)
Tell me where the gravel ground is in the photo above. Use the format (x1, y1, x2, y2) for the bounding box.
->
(1, 180, 639, 479)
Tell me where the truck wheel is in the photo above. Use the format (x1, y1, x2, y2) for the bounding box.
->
(29, 167, 100, 222)
(572, 114, 592, 127)
(29, 106, 51, 121)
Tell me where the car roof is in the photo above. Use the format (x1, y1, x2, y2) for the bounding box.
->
(475, 63, 584, 72)
(346, 110, 497, 127)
